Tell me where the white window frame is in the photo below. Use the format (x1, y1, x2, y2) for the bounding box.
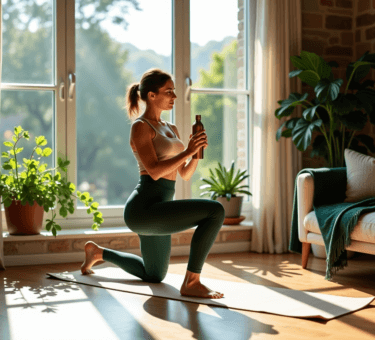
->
(1, 0, 252, 230)
(1, 0, 69, 229)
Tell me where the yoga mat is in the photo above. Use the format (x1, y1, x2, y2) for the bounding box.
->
(47, 263, 374, 320)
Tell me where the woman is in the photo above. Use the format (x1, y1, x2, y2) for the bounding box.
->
(81, 68, 225, 299)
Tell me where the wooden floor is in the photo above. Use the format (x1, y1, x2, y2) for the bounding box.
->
(1, 251, 375, 340)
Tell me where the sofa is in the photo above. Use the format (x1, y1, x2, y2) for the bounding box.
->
(297, 172, 375, 269)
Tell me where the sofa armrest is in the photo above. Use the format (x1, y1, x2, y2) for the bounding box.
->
(297, 173, 314, 242)
(296, 167, 347, 243)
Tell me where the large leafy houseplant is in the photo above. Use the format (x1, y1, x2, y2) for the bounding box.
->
(275, 50, 375, 168)
(199, 160, 252, 201)
(0, 126, 104, 237)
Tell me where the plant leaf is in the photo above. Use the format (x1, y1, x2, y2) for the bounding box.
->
(276, 118, 300, 141)
(289, 69, 303, 78)
(331, 93, 356, 115)
(59, 206, 68, 217)
(338, 110, 368, 131)
(354, 134, 375, 153)
(311, 134, 329, 159)
(314, 78, 343, 103)
(275, 92, 309, 119)
(355, 88, 375, 114)
(69, 182, 76, 192)
(91, 202, 99, 210)
(292, 119, 323, 151)
(42, 147, 52, 157)
(228, 160, 235, 186)
(302, 105, 320, 121)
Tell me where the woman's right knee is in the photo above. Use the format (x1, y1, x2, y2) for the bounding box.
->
(212, 200, 226, 219)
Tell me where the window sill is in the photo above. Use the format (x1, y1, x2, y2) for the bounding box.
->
(3, 220, 254, 242)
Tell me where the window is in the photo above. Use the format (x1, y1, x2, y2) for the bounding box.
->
(189, 0, 249, 203)
(1, 0, 251, 230)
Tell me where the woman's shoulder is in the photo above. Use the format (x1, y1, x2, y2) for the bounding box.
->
(167, 122, 180, 139)
(131, 119, 155, 139)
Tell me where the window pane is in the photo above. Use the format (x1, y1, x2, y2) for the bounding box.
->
(1, 0, 54, 84)
(190, 0, 240, 89)
(75, 0, 172, 207)
(190, 93, 249, 202)
(0, 90, 55, 173)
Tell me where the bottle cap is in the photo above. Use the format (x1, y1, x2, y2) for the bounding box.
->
(196, 115, 201, 119)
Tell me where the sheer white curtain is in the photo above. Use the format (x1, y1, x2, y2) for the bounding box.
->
(250, 0, 303, 253)
(0, 3, 5, 270)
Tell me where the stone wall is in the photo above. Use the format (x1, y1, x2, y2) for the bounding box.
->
(301, 0, 375, 168)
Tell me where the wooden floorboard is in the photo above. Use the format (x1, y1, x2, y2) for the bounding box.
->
(1, 251, 375, 340)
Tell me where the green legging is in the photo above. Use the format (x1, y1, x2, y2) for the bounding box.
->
(102, 174, 225, 283)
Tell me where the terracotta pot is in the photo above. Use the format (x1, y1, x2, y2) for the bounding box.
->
(4, 199, 44, 235)
(215, 196, 243, 217)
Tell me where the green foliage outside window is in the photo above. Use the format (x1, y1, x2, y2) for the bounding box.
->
(190, 39, 238, 198)
(0, 0, 240, 206)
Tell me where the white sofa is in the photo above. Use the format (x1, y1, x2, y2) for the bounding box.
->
(297, 173, 375, 268)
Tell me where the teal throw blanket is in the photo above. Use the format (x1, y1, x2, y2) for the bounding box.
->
(289, 167, 375, 280)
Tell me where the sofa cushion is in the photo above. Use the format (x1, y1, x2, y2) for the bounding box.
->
(304, 210, 375, 243)
(344, 148, 375, 203)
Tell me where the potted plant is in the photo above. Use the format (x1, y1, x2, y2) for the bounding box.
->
(275, 50, 375, 168)
(275, 50, 375, 257)
(0, 126, 104, 237)
(199, 160, 252, 221)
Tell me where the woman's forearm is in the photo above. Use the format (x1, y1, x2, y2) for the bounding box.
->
(182, 157, 199, 181)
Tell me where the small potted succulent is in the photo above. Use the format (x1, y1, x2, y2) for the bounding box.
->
(0, 126, 104, 237)
(199, 160, 252, 219)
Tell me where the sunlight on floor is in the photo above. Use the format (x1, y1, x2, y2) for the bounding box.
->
(196, 304, 223, 318)
(6, 300, 118, 340)
(4, 278, 88, 306)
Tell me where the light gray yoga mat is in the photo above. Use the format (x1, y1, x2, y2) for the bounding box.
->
(47, 263, 375, 320)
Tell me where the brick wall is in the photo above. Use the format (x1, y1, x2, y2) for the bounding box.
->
(301, 0, 375, 168)
(237, 0, 375, 170)
(3, 227, 252, 258)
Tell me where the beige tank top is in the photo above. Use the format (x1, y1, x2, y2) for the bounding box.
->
(132, 118, 185, 173)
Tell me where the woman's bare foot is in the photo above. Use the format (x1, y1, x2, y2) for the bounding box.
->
(81, 241, 104, 275)
(180, 270, 224, 299)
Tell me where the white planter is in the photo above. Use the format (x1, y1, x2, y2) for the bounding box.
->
(215, 196, 243, 217)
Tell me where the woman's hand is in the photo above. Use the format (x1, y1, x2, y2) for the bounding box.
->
(186, 130, 208, 157)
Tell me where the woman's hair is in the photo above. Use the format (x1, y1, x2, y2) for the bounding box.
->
(125, 68, 173, 122)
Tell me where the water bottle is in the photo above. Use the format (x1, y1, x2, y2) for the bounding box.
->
(192, 115, 204, 159)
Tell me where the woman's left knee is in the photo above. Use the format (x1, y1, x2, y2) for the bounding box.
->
(146, 272, 166, 283)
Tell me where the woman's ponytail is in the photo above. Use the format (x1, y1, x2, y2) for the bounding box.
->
(126, 83, 140, 119)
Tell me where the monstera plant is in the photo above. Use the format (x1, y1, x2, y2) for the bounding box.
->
(275, 50, 375, 168)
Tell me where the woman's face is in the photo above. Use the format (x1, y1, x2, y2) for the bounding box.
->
(149, 79, 177, 111)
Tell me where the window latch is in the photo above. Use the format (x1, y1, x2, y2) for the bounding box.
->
(68, 73, 76, 100)
(59, 78, 65, 102)
(185, 77, 192, 103)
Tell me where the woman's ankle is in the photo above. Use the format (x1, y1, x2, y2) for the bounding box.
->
(185, 270, 200, 283)
(98, 247, 104, 261)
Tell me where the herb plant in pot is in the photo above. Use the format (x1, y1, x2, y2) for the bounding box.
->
(0, 126, 104, 237)
(199, 160, 252, 225)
